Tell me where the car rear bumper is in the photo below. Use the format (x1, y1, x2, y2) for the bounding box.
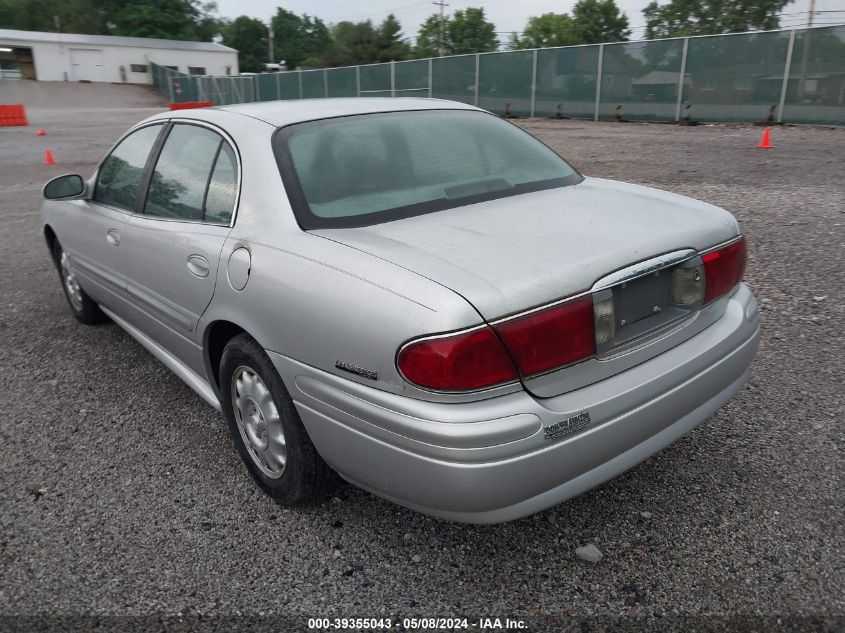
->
(268, 283, 759, 524)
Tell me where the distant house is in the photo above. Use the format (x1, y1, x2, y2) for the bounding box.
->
(0, 29, 238, 84)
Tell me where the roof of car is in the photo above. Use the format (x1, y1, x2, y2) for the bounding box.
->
(175, 98, 480, 127)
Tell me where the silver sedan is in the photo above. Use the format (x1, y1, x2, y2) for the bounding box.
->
(40, 99, 759, 523)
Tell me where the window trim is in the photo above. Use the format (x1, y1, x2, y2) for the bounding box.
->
(92, 121, 167, 215)
(271, 109, 583, 230)
(136, 119, 242, 228)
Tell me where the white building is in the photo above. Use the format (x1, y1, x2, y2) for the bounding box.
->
(0, 29, 238, 84)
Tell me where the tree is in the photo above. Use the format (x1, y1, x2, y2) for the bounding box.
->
(643, 0, 788, 39)
(106, 0, 223, 40)
(112, 0, 200, 39)
(222, 16, 268, 72)
(413, 15, 443, 58)
(375, 14, 410, 62)
(271, 8, 332, 69)
(572, 0, 630, 43)
(322, 20, 379, 66)
(0, 0, 109, 35)
(510, 13, 578, 49)
(447, 7, 498, 54)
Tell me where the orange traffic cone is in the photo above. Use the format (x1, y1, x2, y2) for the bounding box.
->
(36, 128, 45, 136)
(757, 127, 773, 149)
(44, 149, 56, 165)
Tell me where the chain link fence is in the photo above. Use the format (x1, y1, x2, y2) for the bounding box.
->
(153, 25, 845, 124)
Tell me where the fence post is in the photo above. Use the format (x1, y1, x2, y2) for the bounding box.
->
(428, 58, 433, 98)
(674, 37, 689, 121)
(233, 77, 242, 104)
(356, 66, 361, 97)
(324, 69, 329, 98)
(167, 70, 175, 103)
(391, 61, 396, 97)
(530, 48, 538, 118)
(594, 43, 604, 122)
(474, 53, 480, 106)
(778, 29, 796, 123)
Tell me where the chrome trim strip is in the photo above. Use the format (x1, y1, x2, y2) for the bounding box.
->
(156, 117, 243, 229)
(94, 118, 243, 229)
(700, 234, 744, 256)
(395, 237, 744, 394)
(489, 288, 595, 325)
(591, 248, 698, 292)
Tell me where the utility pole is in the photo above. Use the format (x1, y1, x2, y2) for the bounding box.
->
(267, 22, 274, 67)
(798, 0, 816, 99)
(433, 0, 449, 57)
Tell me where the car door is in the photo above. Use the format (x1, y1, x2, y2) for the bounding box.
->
(120, 121, 239, 374)
(60, 122, 165, 311)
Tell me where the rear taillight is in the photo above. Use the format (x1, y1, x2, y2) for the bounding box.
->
(494, 295, 596, 377)
(398, 238, 747, 392)
(397, 326, 518, 391)
(702, 238, 747, 304)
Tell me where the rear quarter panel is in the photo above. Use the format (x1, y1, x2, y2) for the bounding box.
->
(197, 113, 490, 402)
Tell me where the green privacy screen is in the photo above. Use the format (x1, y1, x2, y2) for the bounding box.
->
(360, 63, 391, 97)
(535, 46, 600, 118)
(278, 73, 300, 100)
(327, 67, 357, 97)
(431, 54, 476, 104)
(479, 51, 533, 116)
(301, 70, 326, 98)
(682, 31, 791, 122)
(783, 26, 845, 124)
(256, 74, 278, 101)
(395, 60, 429, 97)
(156, 26, 845, 124)
(598, 38, 684, 121)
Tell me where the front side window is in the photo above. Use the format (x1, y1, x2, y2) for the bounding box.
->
(273, 110, 581, 229)
(94, 124, 163, 211)
(144, 124, 237, 224)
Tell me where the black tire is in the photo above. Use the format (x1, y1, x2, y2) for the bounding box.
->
(220, 333, 338, 504)
(52, 240, 106, 325)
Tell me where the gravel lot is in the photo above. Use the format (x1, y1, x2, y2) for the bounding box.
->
(0, 82, 842, 631)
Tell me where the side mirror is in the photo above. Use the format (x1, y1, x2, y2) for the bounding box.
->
(43, 174, 86, 200)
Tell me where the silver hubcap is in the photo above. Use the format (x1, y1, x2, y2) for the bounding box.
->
(60, 251, 84, 312)
(231, 366, 286, 479)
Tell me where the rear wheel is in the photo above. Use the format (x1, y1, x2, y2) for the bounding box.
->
(53, 241, 106, 325)
(220, 334, 338, 504)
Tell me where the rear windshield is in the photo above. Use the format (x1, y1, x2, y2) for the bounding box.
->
(273, 109, 582, 229)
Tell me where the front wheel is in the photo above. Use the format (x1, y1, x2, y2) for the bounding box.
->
(219, 334, 338, 504)
(53, 241, 106, 325)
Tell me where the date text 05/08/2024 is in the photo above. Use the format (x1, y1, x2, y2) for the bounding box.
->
(307, 617, 528, 630)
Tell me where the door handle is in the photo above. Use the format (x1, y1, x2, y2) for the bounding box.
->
(186, 255, 210, 278)
(106, 229, 120, 246)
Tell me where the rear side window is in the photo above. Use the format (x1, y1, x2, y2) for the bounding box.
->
(144, 124, 236, 224)
(95, 124, 163, 211)
(274, 110, 581, 229)
(203, 144, 238, 225)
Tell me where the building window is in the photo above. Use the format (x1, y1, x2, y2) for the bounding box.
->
(130, 64, 148, 73)
(188, 66, 206, 76)
(164, 65, 178, 71)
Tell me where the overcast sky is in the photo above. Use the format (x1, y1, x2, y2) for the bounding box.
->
(212, 0, 840, 45)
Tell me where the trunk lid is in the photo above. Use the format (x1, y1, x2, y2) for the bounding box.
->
(314, 177, 739, 320)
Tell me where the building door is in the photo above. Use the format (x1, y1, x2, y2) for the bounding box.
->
(70, 48, 105, 82)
